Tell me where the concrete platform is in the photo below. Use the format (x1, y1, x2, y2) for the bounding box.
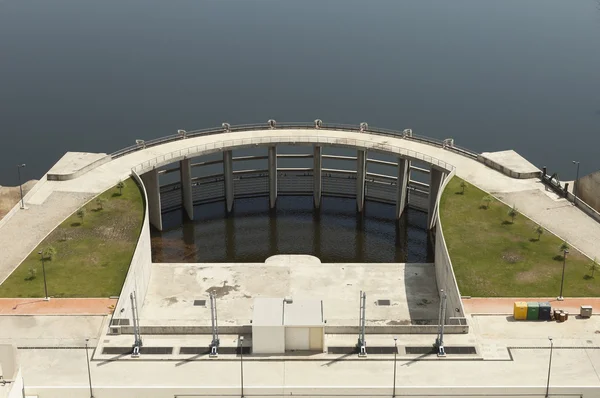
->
(478, 149, 541, 179)
(47, 151, 110, 181)
(140, 256, 440, 329)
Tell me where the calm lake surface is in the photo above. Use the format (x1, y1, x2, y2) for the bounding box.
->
(1, 0, 600, 185)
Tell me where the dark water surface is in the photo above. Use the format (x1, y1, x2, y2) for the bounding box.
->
(1, 0, 600, 185)
(152, 197, 433, 263)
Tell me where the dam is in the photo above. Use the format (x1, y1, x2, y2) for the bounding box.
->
(2, 121, 600, 398)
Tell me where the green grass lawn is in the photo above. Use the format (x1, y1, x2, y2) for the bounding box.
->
(440, 177, 599, 297)
(0, 178, 144, 298)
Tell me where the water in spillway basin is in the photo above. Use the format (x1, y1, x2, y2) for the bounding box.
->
(152, 196, 433, 263)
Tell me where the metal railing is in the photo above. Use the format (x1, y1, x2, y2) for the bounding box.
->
(112, 121, 479, 161)
(130, 135, 458, 175)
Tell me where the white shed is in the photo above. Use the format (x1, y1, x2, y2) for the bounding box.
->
(252, 297, 324, 354)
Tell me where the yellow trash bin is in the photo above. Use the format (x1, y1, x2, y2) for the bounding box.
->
(514, 301, 528, 320)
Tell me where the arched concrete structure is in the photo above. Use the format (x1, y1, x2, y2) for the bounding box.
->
(106, 127, 464, 325)
(124, 126, 455, 232)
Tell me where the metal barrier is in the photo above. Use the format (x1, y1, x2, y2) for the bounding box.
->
(130, 135, 457, 176)
(112, 121, 479, 160)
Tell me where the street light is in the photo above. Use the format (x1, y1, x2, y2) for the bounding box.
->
(557, 249, 569, 301)
(85, 338, 94, 398)
(545, 336, 553, 398)
(37, 251, 49, 301)
(572, 161, 580, 205)
(240, 335, 244, 398)
(392, 336, 398, 398)
(17, 164, 26, 209)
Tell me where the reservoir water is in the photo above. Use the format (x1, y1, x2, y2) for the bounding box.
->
(1, 0, 600, 186)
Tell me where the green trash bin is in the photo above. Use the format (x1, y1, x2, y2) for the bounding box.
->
(527, 302, 539, 320)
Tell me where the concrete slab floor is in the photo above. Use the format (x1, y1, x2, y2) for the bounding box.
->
(0, 315, 107, 347)
(141, 256, 440, 327)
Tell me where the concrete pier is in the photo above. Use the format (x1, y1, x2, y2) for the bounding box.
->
(179, 158, 194, 220)
(427, 167, 445, 229)
(396, 158, 410, 219)
(223, 150, 234, 213)
(313, 145, 322, 209)
(140, 168, 162, 231)
(356, 149, 366, 212)
(268, 145, 277, 209)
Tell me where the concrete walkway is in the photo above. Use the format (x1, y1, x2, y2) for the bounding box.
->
(463, 297, 600, 315)
(0, 127, 599, 284)
(0, 298, 117, 315)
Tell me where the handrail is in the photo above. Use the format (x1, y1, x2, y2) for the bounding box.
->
(129, 135, 458, 175)
(111, 121, 480, 160)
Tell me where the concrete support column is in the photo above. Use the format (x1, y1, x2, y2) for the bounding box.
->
(395, 158, 410, 219)
(268, 146, 277, 209)
(223, 150, 234, 213)
(180, 158, 194, 220)
(313, 145, 322, 209)
(356, 149, 367, 212)
(141, 168, 162, 231)
(427, 167, 445, 230)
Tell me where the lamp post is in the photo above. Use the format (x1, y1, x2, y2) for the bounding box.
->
(557, 249, 569, 301)
(240, 335, 244, 398)
(572, 161, 580, 205)
(545, 337, 553, 398)
(85, 338, 94, 398)
(37, 251, 49, 301)
(392, 336, 398, 398)
(17, 164, 26, 209)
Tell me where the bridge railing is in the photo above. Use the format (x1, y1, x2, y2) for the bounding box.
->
(112, 121, 479, 160)
(130, 135, 457, 175)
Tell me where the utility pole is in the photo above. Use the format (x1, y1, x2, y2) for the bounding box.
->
(436, 289, 447, 357)
(210, 292, 220, 357)
(17, 164, 26, 209)
(358, 290, 367, 356)
(572, 161, 580, 205)
(130, 292, 143, 357)
(85, 338, 94, 398)
(545, 337, 553, 398)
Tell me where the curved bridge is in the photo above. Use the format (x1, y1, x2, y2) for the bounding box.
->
(116, 121, 466, 232)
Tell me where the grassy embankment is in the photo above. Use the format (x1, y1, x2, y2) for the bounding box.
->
(440, 177, 598, 297)
(0, 178, 144, 298)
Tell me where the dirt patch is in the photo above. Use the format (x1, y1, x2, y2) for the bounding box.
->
(0, 180, 38, 219)
(164, 296, 178, 306)
(206, 281, 239, 298)
(502, 251, 523, 264)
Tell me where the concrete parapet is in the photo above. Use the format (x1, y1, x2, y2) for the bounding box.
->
(478, 150, 541, 179)
(112, 172, 153, 324)
(47, 152, 111, 181)
(434, 169, 467, 322)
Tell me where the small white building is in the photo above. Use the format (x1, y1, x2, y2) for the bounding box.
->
(252, 297, 324, 354)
